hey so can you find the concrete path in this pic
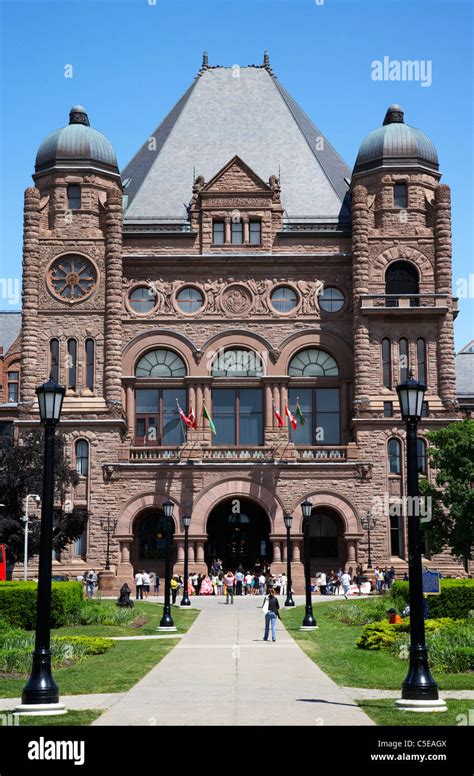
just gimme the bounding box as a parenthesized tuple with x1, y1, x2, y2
(93, 597, 374, 726)
(342, 688, 474, 700)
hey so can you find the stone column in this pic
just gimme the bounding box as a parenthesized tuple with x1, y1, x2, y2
(351, 185, 372, 407)
(272, 385, 280, 426)
(435, 185, 457, 408)
(265, 383, 273, 427)
(196, 384, 203, 424)
(20, 188, 41, 404)
(292, 539, 301, 562)
(280, 384, 288, 417)
(188, 542, 196, 563)
(243, 216, 249, 244)
(104, 190, 123, 408)
(188, 383, 196, 416)
(117, 537, 133, 577)
(177, 540, 185, 562)
(196, 540, 205, 562)
(126, 384, 134, 436)
(225, 217, 231, 244)
(272, 540, 281, 562)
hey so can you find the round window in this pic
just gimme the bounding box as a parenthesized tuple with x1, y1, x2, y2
(319, 287, 344, 313)
(48, 256, 97, 303)
(270, 286, 298, 313)
(176, 287, 204, 314)
(129, 286, 157, 314)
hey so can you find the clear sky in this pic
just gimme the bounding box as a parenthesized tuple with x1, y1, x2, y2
(1, 0, 472, 348)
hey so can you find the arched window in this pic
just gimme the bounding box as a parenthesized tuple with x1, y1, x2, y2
(50, 339, 59, 382)
(75, 439, 89, 477)
(135, 349, 186, 378)
(382, 338, 391, 388)
(212, 348, 264, 377)
(417, 338, 426, 385)
(417, 438, 427, 475)
(399, 338, 409, 382)
(385, 261, 420, 307)
(67, 339, 77, 389)
(388, 438, 401, 474)
(85, 339, 95, 391)
(288, 349, 339, 377)
(309, 511, 339, 558)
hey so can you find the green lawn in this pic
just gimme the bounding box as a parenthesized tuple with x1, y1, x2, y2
(17, 710, 102, 726)
(358, 699, 472, 726)
(0, 603, 199, 699)
(280, 604, 474, 691)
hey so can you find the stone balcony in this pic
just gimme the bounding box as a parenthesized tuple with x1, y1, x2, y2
(360, 293, 456, 315)
(127, 444, 350, 464)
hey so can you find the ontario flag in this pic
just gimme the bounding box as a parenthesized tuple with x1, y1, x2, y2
(273, 401, 284, 428)
(285, 405, 297, 431)
(177, 400, 193, 429)
(295, 398, 305, 426)
(188, 405, 197, 429)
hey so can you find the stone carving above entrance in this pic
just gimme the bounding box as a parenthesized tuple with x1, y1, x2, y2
(221, 284, 253, 316)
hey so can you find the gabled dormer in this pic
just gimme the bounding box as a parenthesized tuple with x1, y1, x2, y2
(189, 155, 283, 252)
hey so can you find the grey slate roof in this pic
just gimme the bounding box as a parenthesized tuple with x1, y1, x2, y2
(0, 312, 21, 354)
(122, 66, 351, 224)
(456, 340, 474, 400)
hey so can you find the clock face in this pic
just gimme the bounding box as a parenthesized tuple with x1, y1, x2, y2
(48, 256, 97, 303)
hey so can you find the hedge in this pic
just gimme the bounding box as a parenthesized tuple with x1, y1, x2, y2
(392, 579, 474, 619)
(0, 581, 83, 629)
(357, 617, 458, 651)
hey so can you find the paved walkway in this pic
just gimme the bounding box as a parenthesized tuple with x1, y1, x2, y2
(93, 597, 374, 726)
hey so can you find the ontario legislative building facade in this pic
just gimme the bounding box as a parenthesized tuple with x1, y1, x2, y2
(0, 55, 466, 589)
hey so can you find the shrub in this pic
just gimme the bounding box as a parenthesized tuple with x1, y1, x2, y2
(392, 579, 474, 619)
(325, 598, 388, 626)
(0, 582, 83, 629)
(54, 635, 114, 655)
(0, 633, 113, 675)
(67, 601, 139, 627)
(357, 617, 458, 651)
(391, 620, 474, 673)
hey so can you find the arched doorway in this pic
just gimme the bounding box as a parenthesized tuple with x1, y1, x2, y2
(308, 508, 345, 573)
(205, 498, 272, 571)
(131, 509, 175, 575)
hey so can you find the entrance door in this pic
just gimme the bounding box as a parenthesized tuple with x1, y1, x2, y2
(205, 498, 271, 571)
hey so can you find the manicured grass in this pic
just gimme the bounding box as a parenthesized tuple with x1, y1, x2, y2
(280, 603, 474, 691)
(17, 710, 102, 726)
(357, 698, 472, 726)
(56, 601, 198, 638)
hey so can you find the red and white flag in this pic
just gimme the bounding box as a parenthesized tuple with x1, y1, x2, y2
(273, 401, 284, 428)
(285, 405, 297, 431)
(177, 401, 193, 428)
(188, 405, 197, 429)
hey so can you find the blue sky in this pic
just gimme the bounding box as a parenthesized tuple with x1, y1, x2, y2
(1, 0, 472, 348)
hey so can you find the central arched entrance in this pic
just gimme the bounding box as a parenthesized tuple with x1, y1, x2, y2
(205, 498, 272, 571)
(131, 508, 175, 575)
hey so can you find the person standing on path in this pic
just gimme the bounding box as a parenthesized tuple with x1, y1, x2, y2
(135, 569, 144, 600)
(224, 571, 235, 604)
(154, 574, 160, 595)
(142, 570, 150, 599)
(262, 589, 280, 642)
(341, 570, 351, 599)
(258, 572, 266, 595)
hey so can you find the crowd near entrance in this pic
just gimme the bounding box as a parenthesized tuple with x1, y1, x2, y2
(205, 498, 272, 572)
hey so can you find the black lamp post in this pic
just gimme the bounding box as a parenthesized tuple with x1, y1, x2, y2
(180, 514, 191, 607)
(283, 513, 294, 606)
(360, 511, 377, 569)
(158, 499, 176, 631)
(100, 516, 118, 571)
(17, 379, 66, 715)
(395, 373, 446, 712)
(300, 499, 317, 629)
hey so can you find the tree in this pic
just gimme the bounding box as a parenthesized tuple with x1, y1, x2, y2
(419, 418, 474, 571)
(0, 430, 88, 565)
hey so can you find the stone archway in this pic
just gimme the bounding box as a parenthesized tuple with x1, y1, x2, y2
(205, 497, 272, 572)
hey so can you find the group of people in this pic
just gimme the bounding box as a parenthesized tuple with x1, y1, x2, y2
(134, 570, 160, 599)
(373, 565, 398, 592)
(167, 564, 289, 603)
(312, 565, 399, 597)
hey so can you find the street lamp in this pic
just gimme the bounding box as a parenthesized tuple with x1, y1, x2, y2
(283, 513, 294, 606)
(300, 499, 317, 630)
(395, 372, 446, 712)
(100, 517, 118, 571)
(158, 499, 177, 631)
(22, 494, 41, 581)
(360, 511, 376, 570)
(16, 378, 66, 716)
(180, 514, 192, 607)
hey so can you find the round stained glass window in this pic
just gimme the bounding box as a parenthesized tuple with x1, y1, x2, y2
(319, 287, 344, 313)
(176, 287, 204, 314)
(129, 286, 158, 314)
(48, 256, 97, 303)
(270, 286, 298, 313)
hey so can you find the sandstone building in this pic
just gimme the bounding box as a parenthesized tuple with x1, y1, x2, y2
(0, 54, 467, 588)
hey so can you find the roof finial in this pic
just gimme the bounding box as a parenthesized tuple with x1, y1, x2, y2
(69, 105, 89, 126)
(202, 51, 209, 69)
(383, 104, 404, 125)
(263, 50, 270, 67)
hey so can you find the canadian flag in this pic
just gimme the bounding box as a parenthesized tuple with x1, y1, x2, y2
(273, 401, 284, 428)
(188, 405, 197, 429)
(285, 405, 297, 431)
(177, 402, 193, 428)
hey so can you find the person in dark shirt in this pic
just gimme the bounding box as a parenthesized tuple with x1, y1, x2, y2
(262, 589, 280, 642)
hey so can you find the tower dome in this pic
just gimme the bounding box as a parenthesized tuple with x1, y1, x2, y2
(34, 106, 120, 179)
(352, 105, 439, 177)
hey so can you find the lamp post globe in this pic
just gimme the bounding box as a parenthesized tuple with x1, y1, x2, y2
(181, 514, 192, 607)
(395, 373, 446, 712)
(159, 500, 177, 630)
(283, 513, 294, 606)
(16, 379, 67, 715)
(300, 500, 317, 630)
